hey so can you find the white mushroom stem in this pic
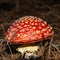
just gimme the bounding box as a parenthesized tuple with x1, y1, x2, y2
(16, 45, 39, 56)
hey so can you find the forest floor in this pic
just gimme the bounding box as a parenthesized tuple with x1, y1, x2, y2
(0, 0, 60, 60)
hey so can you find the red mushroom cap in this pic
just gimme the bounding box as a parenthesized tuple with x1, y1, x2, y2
(5, 16, 54, 44)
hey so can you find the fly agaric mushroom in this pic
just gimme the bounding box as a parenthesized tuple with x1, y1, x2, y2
(5, 16, 54, 59)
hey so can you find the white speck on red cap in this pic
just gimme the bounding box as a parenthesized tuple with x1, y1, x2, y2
(35, 23, 38, 25)
(39, 27, 42, 29)
(42, 23, 46, 26)
(24, 25, 28, 27)
(36, 30, 40, 34)
(32, 27, 36, 29)
(20, 22, 24, 25)
(18, 26, 22, 29)
(5, 16, 54, 44)
(31, 22, 34, 25)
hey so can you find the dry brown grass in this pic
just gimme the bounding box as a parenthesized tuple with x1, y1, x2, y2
(0, 36, 60, 60)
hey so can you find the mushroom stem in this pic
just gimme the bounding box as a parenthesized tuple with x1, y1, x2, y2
(16, 45, 40, 59)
